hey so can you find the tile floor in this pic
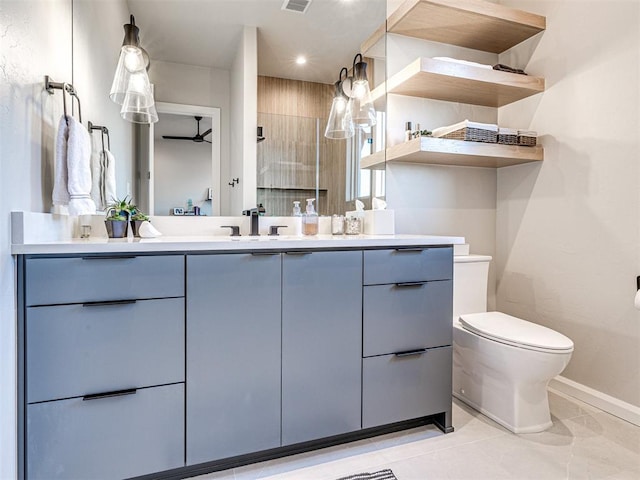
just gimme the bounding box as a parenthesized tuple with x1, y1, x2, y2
(192, 389, 640, 480)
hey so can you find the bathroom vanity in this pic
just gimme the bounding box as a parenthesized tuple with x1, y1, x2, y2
(14, 233, 461, 480)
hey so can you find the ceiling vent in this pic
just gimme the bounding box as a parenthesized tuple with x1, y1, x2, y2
(281, 0, 312, 14)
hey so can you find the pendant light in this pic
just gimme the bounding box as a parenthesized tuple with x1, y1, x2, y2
(110, 15, 157, 124)
(325, 67, 355, 139)
(348, 53, 376, 128)
(121, 82, 159, 124)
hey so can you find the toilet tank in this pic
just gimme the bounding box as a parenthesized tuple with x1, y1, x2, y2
(453, 255, 492, 319)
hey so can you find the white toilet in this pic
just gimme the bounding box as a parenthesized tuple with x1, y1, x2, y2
(452, 254, 574, 433)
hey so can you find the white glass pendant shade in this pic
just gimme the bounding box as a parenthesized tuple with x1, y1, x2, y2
(325, 68, 354, 139)
(325, 95, 354, 139)
(110, 46, 146, 105)
(350, 55, 376, 128)
(122, 100, 158, 124)
(120, 72, 157, 123)
(351, 83, 376, 128)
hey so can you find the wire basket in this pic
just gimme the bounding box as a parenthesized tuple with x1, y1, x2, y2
(517, 130, 537, 146)
(497, 128, 518, 145)
(433, 120, 498, 143)
(441, 126, 498, 143)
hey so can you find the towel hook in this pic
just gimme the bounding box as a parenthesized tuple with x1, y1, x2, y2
(88, 121, 110, 155)
(45, 76, 82, 125)
(103, 127, 111, 151)
(45, 75, 69, 125)
(65, 83, 82, 124)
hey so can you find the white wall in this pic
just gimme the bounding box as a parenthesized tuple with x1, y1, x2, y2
(496, 0, 640, 408)
(0, 1, 130, 475)
(149, 60, 231, 214)
(384, 33, 501, 308)
(229, 26, 258, 214)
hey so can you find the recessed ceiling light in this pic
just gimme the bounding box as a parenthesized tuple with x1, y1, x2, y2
(296, 56, 307, 65)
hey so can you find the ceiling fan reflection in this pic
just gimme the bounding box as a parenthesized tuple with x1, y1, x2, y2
(162, 116, 212, 143)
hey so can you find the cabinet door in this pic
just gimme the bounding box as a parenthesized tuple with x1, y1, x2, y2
(362, 346, 452, 428)
(27, 298, 184, 403)
(282, 250, 363, 445)
(27, 383, 184, 480)
(363, 280, 453, 357)
(186, 253, 281, 465)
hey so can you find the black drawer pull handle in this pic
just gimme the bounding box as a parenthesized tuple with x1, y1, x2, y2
(82, 299, 137, 307)
(394, 248, 425, 253)
(394, 282, 425, 288)
(394, 348, 427, 357)
(81, 255, 137, 260)
(285, 252, 312, 256)
(251, 252, 279, 256)
(83, 388, 137, 401)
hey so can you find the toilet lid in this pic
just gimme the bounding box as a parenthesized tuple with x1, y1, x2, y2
(459, 312, 574, 353)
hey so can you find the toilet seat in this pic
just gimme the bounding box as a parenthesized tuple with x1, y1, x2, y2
(459, 312, 574, 354)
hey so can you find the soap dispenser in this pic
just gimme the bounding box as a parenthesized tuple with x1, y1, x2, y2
(292, 201, 301, 217)
(302, 198, 318, 235)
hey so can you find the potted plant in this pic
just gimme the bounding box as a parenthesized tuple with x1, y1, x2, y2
(129, 204, 150, 237)
(104, 196, 132, 238)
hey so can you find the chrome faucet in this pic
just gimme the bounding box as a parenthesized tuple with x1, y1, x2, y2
(242, 204, 265, 236)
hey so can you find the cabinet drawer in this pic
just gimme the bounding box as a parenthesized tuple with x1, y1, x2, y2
(25, 255, 184, 306)
(362, 346, 452, 429)
(363, 280, 452, 357)
(27, 383, 184, 480)
(363, 247, 452, 285)
(27, 297, 184, 403)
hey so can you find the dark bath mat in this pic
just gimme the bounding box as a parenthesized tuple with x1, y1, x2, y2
(336, 469, 398, 480)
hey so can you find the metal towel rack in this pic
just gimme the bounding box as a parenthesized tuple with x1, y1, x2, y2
(88, 121, 111, 154)
(45, 75, 82, 125)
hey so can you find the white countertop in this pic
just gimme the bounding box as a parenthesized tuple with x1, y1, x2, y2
(10, 211, 465, 255)
(12, 234, 465, 255)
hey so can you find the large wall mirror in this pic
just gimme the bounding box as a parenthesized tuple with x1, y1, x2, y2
(141, 103, 221, 216)
(72, 0, 386, 217)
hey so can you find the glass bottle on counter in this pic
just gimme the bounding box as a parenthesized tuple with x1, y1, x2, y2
(292, 201, 301, 216)
(302, 198, 318, 235)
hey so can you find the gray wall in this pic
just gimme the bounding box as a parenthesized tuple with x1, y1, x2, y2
(496, 0, 640, 408)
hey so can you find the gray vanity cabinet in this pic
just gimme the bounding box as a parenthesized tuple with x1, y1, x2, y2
(281, 250, 363, 445)
(22, 254, 185, 480)
(186, 253, 282, 464)
(18, 243, 454, 479)
(361, 247, 453, 430)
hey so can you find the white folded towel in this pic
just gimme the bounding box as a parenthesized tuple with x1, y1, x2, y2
(433, 57, 493, 70)
(52, 116, 70, 207)
(66, 116, 96, 215)
(90, 145, 117, 211)
(90, 146, 103, 209)
(103, 149, 117, 207)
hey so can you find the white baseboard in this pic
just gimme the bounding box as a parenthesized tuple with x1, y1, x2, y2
(549, 375, 640, 426)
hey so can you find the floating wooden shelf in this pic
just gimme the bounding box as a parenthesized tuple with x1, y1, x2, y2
(360, 150, 387, 170)
(362, 137, 543, 169)
(387, 0, 545, 54)
(378, 57, 544, 107)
